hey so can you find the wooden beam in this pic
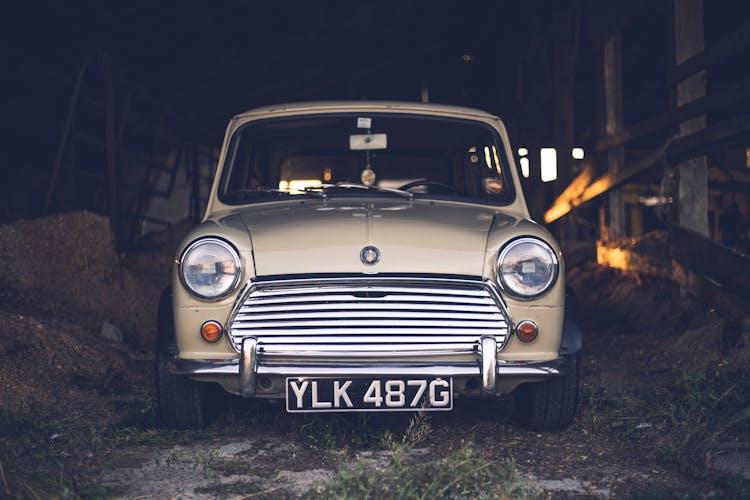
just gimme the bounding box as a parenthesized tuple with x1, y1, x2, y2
(666, 114, 750, 164)
(602, 33, 625, 239)
(102, 52, 121, 251)
(668, 226, 750, 298)
(597, 239, 749, 318)
(667, 18, 750, 86)
(44, 60, 90, 213)
(543, 162, 596, 223)
(544, 109, 742, 224)
(674, 0, 709, 237)
(594, 76, 750, 152)
(543, 148, 665, 223)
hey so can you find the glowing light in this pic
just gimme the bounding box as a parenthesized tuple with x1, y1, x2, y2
(596, 244, 629, 270)
(483, 146, 493, 169)
(639, 196, 673, 207)
(517, 147, 528, 157)
(572, 147, 585, 160)
(279, 179, 322, 191)
(540, 148, 557, 182)
(491, 146, 502, 175)
(520, 157, 530, 178)
(323, 167, 332, 182)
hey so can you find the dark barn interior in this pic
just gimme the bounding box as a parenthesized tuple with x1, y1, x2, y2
(1, 1, 749, 497)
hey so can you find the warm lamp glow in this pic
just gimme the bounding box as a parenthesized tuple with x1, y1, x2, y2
(540, 148, 557, 182)
(279, 179, 322, 191)
(520, 157, 530, 178)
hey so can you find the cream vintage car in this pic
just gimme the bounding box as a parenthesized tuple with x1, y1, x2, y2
(156, 101, 581, 430)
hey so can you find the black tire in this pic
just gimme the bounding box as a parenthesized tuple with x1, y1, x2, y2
(155, 287, 215, 429)
(156, 350, 211, 429)
(513, 352, 580, 431)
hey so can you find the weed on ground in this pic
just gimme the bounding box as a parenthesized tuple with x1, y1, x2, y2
(309, 442, 541, 500)
(655, 366, 750, 481)
(308, 412, 541, 499)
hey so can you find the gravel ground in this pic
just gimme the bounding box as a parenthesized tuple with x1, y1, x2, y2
(0, 212, 748, 498)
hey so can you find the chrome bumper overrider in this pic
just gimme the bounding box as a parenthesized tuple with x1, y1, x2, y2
(170, 336, 567, 397)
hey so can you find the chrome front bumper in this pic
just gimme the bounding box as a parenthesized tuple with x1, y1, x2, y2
(170, 336, 567, 397)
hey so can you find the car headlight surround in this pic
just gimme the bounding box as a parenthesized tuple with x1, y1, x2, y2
(496, 237, 559, 299)
(179, 238, 242, 300)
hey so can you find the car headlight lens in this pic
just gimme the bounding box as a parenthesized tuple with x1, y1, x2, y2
(180, 238, 241, 300)
(496, 237, 558, 299)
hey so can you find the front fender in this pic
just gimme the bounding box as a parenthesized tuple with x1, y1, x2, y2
(560, 290, 582, 355)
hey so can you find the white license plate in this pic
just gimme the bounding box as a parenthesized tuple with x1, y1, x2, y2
(285, 377, 453, 413)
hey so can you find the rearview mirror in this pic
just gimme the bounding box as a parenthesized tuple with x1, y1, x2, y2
(349, 133, 388, 150)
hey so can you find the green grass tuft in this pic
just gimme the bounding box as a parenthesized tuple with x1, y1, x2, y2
(308, 442, 540, 499)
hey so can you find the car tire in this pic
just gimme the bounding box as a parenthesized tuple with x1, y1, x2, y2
(156, 350, 213, 429)
(155, 287, 216, 429)
(513, 352, 580, 431)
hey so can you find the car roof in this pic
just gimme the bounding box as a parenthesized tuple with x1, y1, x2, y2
(232, 101, 501, 122)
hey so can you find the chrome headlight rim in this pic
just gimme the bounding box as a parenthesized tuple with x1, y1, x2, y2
(179, 237, 242, 301)
(495, 236, 559, 300)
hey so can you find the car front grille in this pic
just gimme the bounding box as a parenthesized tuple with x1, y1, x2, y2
(227, 277, 510, 359)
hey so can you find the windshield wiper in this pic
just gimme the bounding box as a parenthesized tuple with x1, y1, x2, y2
(310, 183, 413, 200)
(228, 188, 327, 200)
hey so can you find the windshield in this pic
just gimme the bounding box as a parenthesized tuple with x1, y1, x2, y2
(218, 113, 515, 205)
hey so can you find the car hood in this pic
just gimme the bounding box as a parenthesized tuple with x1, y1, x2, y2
(209, 198, 522, 278)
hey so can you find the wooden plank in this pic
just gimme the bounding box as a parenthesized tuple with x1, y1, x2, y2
(69, 129, 105, 148)
(666, 114, 750, 164)
(603, 33, 625, 239)
(101, 52, 121, 251)
(674, 0, 708, 237)
(667, 19, 750, 86)
(596, 231, 750, 318)
(544, 148, 664, 223)
(543, 162, 596, 223)
(44, 60, 89, 213)
(667, 227, 750, 298)
(595, 76, 750, 152)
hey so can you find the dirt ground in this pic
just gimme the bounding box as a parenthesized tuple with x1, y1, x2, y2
(0, 212, 748, 499)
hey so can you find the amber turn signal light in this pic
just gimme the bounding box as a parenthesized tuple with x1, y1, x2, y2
(516, 320, 538, 343)
(201, 320, 223, 343)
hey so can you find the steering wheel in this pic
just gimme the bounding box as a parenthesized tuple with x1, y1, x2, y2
(398, 180, 460, 193)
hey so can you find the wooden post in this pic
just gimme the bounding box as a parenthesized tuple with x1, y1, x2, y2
(101, 53, 121, 251)
(45, 61, 89, 213)
(674, 0, 709, 237)
(602, 33, 625, 240)
(629, 205, 645, 237)
(552, 8, 579, 243)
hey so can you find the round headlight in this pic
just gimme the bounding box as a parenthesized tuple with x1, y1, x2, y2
(179, 238, 242, 300)
(496, 237, 558, 299)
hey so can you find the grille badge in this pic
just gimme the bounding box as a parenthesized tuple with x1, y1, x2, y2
(360, 246, 381, 265)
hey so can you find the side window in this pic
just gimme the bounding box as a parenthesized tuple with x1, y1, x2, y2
(223, 133, 272, 199)
(222, 135, 249, 196)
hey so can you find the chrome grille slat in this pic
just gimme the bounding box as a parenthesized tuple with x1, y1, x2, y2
(227, 278, 510, 356)
(235, 311, 504, 321)
(236, 319, 503, 328)
(241, 294, 495, 306)
(254, 335, 504, 344)
(239, 302, 496, 313)
(249, 286, 489, 298)
(259, 344, 475, 357)
(230, 327, 502, 336)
